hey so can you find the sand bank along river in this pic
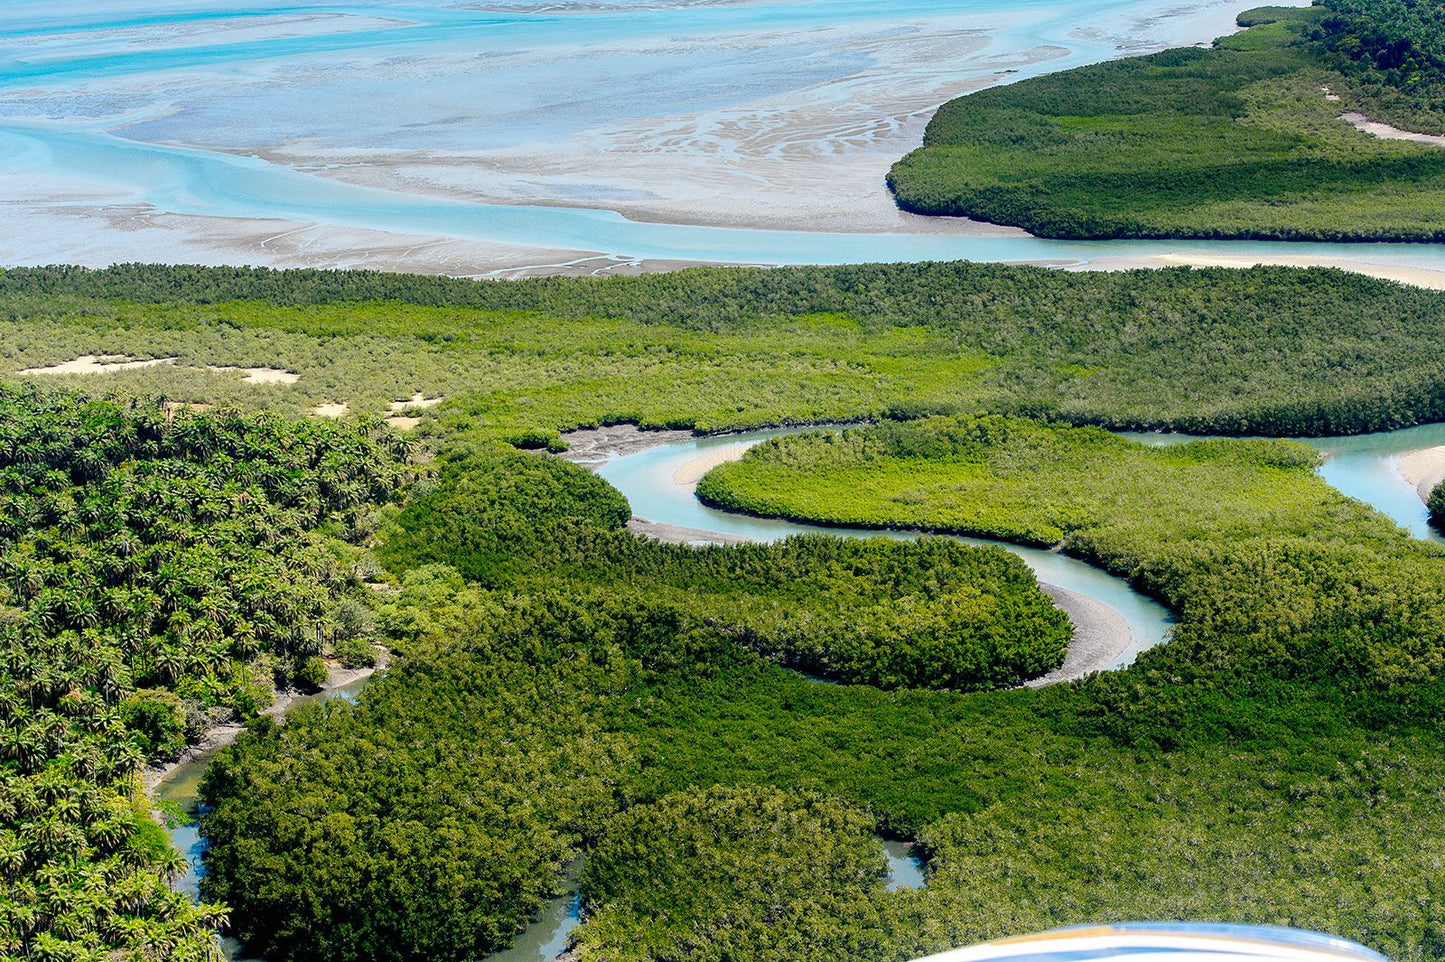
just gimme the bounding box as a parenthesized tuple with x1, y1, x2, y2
(9, 0, 1445, 283)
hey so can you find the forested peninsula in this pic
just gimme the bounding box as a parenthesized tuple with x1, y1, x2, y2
(888, 2, 1445, 240)
(3, 263, 1445, 962)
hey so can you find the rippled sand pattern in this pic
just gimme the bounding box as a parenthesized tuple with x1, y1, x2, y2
(0, 0, 1364, 275)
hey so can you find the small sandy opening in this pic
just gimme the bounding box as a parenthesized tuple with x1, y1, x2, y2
(312, 402, 350, 418)
(208, 365, 300, 384)
(388, 392, 444, 413)
(17, 354, 177, 375)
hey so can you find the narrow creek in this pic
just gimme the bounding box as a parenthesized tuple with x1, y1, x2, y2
(152, 420, 1445, 960)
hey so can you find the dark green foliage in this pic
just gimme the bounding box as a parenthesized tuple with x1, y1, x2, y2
(198, 605, 632, 962)
(576, 786, 897, 962)
(0, 383, 411, 961)
(382, 451, 1068, 691)
(119, 689, 187, 758)
(1311, 0, 1445, 131)
(888, 8, 1445, 239)
(377, 451, 631, 587)
(1430, 478, 1445, 529)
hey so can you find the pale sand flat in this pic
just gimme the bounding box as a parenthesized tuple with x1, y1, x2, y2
(312, 402, 349, 418)
(388, 391, 444, 412)
(1398, 446, 1445, 501)
(1025, 584, 1134, 687)
(207, 365, 300, 384)
(1097, 253, 1445, 291)
(1341, 112, 1445, 147)
(17, 354, 177, 375)
(672, 441, 761, 486)
(386, 416, 422, 431)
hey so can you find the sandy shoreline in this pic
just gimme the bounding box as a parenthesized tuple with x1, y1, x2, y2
(557, 423, 1135, 686)
(1083, 252, 1445, 290)
(1025, 585, 1134, 687)
(144, 654, 388, 791)
(1397, 446, 1445, 502)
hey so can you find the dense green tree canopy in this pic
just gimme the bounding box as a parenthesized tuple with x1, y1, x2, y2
(888, 5, 1445, 239)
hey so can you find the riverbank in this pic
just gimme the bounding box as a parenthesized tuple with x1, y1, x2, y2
(144, 653, 388, 791)
(1398, 445, 1445, 501)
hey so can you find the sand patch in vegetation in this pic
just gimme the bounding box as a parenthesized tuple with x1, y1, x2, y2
(672, 442, 760, 487)
(386, 416, 422, 431)
(1340, 112, 1445, 147)
(207, 365, 300, 384)
(389, 391, 444, 412)
(17, 354, 177, 375)
(313, 402, 350, 418)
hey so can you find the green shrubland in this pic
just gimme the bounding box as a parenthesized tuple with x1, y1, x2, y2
(7, 263, 1445, 437)
(888, 4, 1445, 239)
(701, 416, 1445, 686)
(9, 265, 1445, 961)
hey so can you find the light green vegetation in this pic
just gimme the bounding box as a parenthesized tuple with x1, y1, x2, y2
(888, 5, 1445, 240)
(700, 415, 1445, 684)
(7, 263, 1445, 437)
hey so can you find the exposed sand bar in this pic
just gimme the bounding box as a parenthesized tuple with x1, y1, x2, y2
(672, 442, 760, 486)
(1025, 585, 1134, 687)
(17, 354, 177, 375)
(1398, 446, 1445, 502)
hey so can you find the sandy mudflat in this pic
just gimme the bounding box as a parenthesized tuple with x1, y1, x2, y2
(1398, 446, 1445, 501)
(312, 401, 350, 418)
(672, 442, 760, 486)
(1341, 112, 1445, 147)
(1088, 252, 1445, 290)
(556, 423, 702, 469)
(144, 655, 387, 791)
(626, 517, 755, 546)
(389, 392, 445, 412)
(1025, 584, 1134, 687)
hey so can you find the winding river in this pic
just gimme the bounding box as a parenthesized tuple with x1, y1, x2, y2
(153, 420, 1445, 960)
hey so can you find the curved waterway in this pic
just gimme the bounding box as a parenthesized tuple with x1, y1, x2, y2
(598, 428, 1177, 668)
(152, 420, 1445, 960)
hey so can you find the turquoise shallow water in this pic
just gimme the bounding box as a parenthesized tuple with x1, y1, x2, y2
(9, 0, 1445, 272)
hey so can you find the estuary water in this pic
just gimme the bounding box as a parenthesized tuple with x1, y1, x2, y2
(8, 0, 1445, 278)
